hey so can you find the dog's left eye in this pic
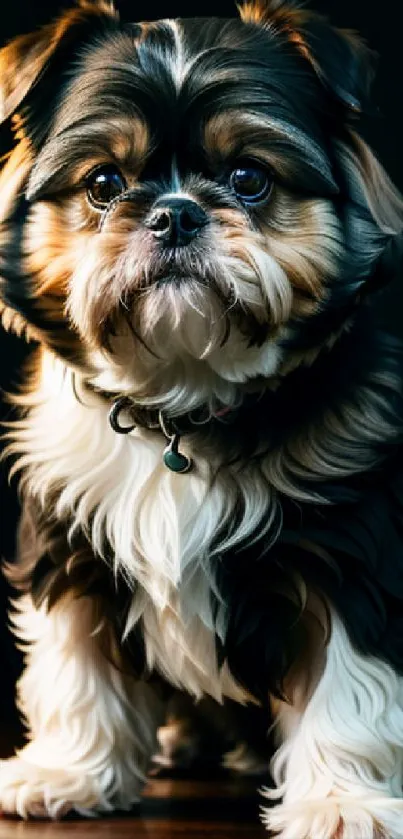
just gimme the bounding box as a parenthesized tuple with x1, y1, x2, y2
(86, 165, 127, 208)
(230, 162, 273, 205)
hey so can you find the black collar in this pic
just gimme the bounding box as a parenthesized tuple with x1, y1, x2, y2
(107, 395, 237, 437)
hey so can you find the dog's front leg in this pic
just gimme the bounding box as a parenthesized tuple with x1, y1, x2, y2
(262, 612, 403, 839)
(0, 594, 163, 819)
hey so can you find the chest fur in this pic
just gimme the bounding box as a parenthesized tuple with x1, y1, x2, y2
(10, 359, 263, 701)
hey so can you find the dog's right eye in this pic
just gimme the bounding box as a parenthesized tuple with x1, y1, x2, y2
(86, 165, 127, 209)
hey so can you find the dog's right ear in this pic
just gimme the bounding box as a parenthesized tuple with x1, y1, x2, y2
(0, 0, 117, 350)
(0, 1, 117, 125)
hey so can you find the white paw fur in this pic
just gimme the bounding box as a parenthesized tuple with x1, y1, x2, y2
(262, 795, 402, 839)
(0, 595, 163, 819)
(0, 755, 138, 818)
(262, 613, 403, 839)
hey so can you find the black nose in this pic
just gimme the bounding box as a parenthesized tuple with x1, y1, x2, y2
(145, 197, 208, 246)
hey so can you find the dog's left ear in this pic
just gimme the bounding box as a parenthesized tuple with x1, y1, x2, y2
(240, 0, 376, 115)
(0, 0, 117, 125)
(241, 1, 403, 295)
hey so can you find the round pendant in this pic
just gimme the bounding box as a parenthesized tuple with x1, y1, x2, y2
(163, 437, 193, 473)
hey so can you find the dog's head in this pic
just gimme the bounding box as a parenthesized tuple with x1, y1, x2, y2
(0, 0, 402, 414)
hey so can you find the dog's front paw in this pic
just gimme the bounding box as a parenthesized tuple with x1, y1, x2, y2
(0, 756, 124, 819)
(261, 796, 403, 839)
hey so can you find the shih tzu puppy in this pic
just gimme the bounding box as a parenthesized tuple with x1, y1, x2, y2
(1, 0, 403, 834)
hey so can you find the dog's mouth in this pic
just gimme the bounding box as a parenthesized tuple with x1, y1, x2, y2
(150, 265, 210, 289)
(94, 233, 281, 377)
(133, 245, 219, 291)
(117, 247, 237, 329)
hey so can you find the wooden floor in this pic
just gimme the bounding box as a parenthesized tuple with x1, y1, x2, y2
(0, 731, 267, 838)
(0, 775, 266, 838)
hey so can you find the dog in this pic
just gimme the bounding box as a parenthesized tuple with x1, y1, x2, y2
(0, 0, 403, 834)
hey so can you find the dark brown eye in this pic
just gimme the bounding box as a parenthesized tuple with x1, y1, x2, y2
(86, 165, 127, 208)
(230, 162, 273, 205)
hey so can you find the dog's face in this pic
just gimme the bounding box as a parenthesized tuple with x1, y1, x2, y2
(0, 0, 400, 413)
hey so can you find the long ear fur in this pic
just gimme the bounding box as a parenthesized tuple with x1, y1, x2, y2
(0, 0, 117, 125)
(0, 1, 116, 352)
(240, 0, 376, 115)
(240, 0, 403, 295)
(334, 132, 403, 295)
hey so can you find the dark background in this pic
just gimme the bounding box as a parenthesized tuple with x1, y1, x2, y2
(0, 0, 402, 727)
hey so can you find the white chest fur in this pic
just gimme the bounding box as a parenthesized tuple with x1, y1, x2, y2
(9, 353, 262, 702)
